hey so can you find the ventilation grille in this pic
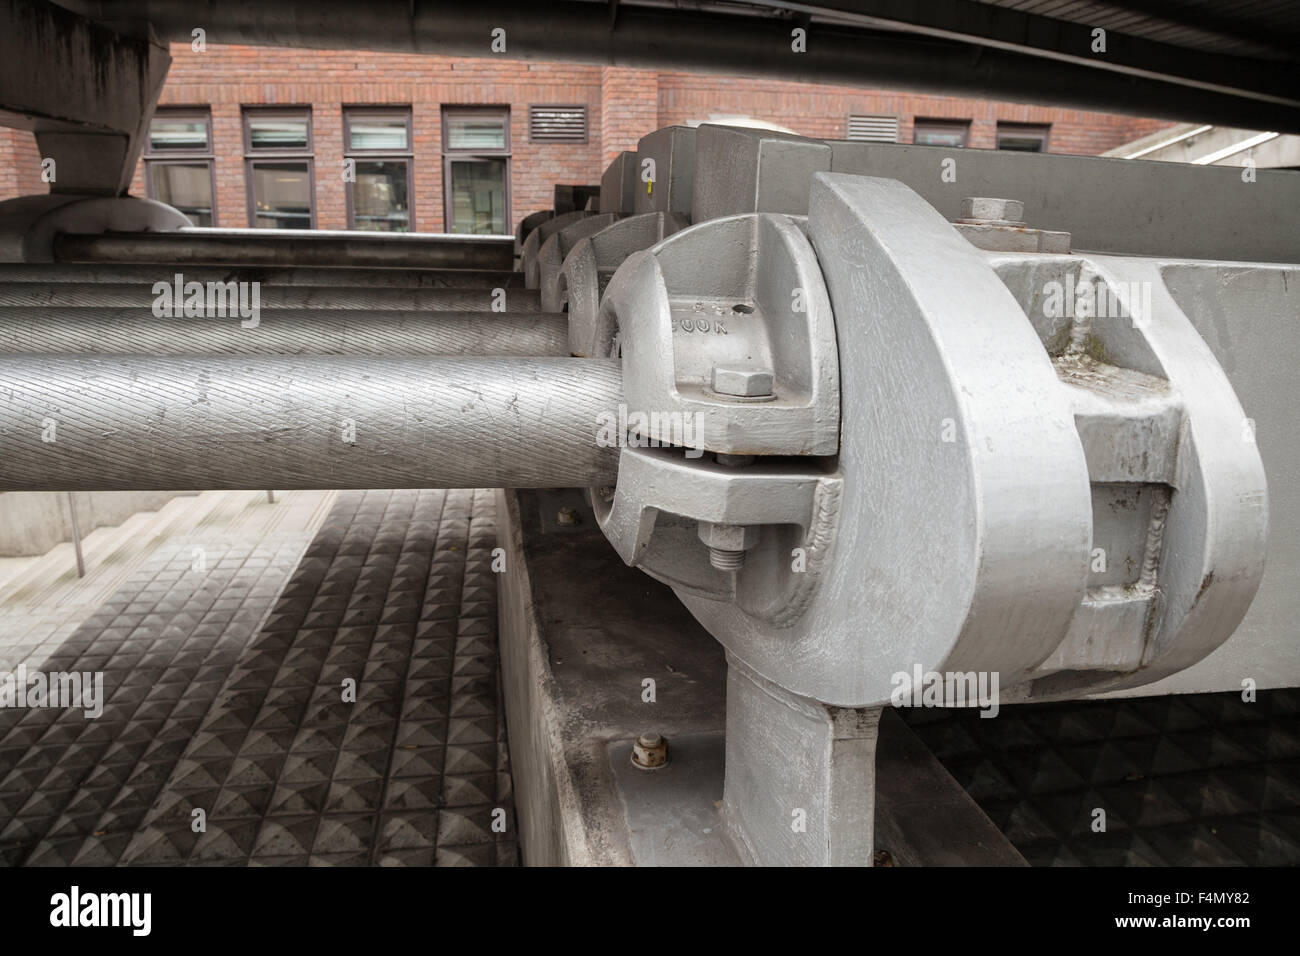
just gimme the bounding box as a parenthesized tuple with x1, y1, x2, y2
(530, 106, 587, 143)
(847, 114, 899, 142)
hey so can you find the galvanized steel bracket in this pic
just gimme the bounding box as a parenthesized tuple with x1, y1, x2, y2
(597, 212, 840, 456)
(561, 211, 688, 358)
(537, 212, 623, 314)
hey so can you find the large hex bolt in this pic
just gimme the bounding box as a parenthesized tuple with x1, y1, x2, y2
(958, 197, 1025, 225)
(711, 365, 774, 399)
(953, 196, 1070, 253)
(698, 520, 760, 571)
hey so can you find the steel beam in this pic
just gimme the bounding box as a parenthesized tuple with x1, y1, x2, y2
(53, 230, 516, 271)
(0, 355, 621, 491)
(0, 309, 569, 356)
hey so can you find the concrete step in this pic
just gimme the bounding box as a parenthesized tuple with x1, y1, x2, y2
(0, 492, 224, 608)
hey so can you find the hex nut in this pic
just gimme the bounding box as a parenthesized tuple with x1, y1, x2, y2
(697, 521, 760, 552)
(711, 365, 774, 398)
(959, 197, 1025, 224)
(557, 506, 579, 526)
(632, 732, 669, 770)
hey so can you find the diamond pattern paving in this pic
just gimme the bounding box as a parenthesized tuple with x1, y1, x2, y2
(901, 689, 1300, 865)
(0, 489, 516, 866)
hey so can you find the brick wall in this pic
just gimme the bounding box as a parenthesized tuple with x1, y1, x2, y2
(0, 128, 45, 198)
(600, 66, 659, 167)
(128, 44, 607, 230)
(8, 43, 1177, 228)
(655, 74, 1170, 152)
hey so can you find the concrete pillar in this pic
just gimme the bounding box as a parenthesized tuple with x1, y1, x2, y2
(0, 0, 170, 196)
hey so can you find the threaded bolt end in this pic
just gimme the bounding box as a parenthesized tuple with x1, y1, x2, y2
(709, 546, 746, 571)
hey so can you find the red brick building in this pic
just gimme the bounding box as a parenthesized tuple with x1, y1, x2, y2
(0, 43, 1175, 233)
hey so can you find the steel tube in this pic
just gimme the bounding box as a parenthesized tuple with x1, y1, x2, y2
(0, 355, 621, 491)
(0, 264, 524, 288)
(53, 230, 516, 270)
(0, 282, 541, 312)
(0, 309, 569, 356)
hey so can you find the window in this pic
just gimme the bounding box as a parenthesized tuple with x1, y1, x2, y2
(913, 119, 970, 148)
(846, 114, 899, 143)
(443, 108, 510, 235)
(144, 108, 216, 226)
(997, 122, 1050, 152)
(529, 105, 587, 143)
(344, 108, 414, 231)
(243, 107, 314, 229)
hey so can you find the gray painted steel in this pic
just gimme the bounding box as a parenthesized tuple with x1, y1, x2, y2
(0, 355, 621, 491)
(0, 308, 569, 356)
(829, 142, 1300, 263)
(1102, 260, 1300, 698)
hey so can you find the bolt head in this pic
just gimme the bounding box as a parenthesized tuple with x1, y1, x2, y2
(711, 365, 774, 398)
(556, 506, 579, 526)
(960, 197, 1025, 224)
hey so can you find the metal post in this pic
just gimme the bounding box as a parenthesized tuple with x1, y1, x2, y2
(64, 491, 85, 578)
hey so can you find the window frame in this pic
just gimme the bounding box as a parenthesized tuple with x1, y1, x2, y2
(245, 158, 317, 230)
(912, 118, 971, 148)
(145, 160, 219, 227)
(441, 106, 512, 235)
(343, 107, 415, 232)
(996, 122, 1051, 152)
(242, 107, 316, 229)
(242, 107, 314, 155)
(144, 107, 217, 226)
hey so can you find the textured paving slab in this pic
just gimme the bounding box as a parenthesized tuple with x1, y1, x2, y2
(0, 489, 516, 867)
(902, 689, 1300, 865)
(0, 532, 315, 866)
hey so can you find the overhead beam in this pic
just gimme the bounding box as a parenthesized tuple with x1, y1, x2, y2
(1, 0, 170, 194)
(50, 0, 1300, 133)
(749, 1, 1297, 108)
